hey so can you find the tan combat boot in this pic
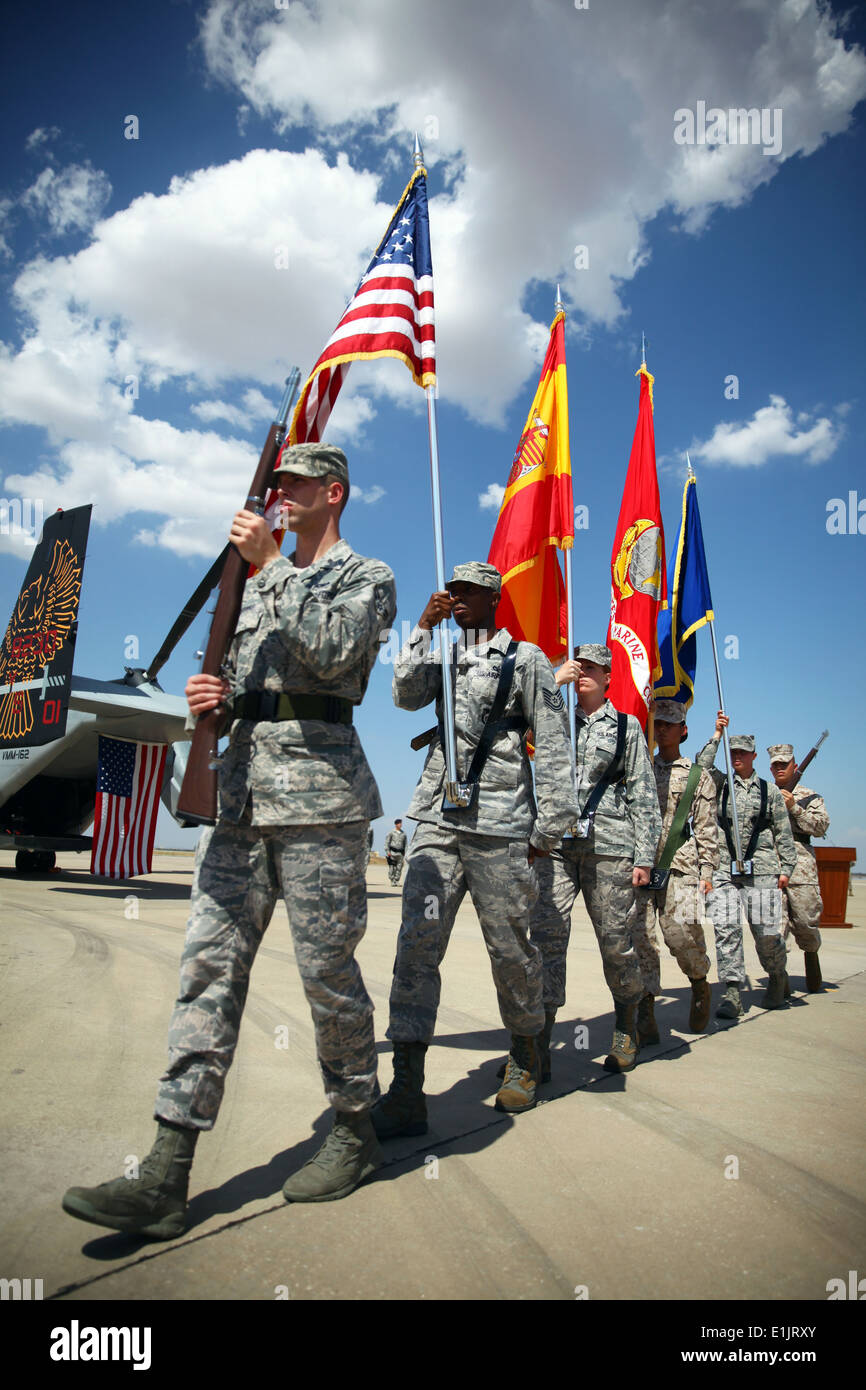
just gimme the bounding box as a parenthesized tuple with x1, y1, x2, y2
(804, 951, 822, 993)
(495, 1035, 540, 1113)
(603, 1000, 639, 1073)
(62, 1121, 198, 1240)
(496, 1009, 556, 1083)
(688, 977, 712, 1032)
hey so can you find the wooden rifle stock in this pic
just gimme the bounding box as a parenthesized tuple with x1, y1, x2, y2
(791, 730, 828, 790)
(176, 372, 301, 825)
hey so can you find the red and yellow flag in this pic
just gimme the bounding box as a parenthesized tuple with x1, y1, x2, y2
(606, 363, 667, 728)
(487, 311, 573, 661)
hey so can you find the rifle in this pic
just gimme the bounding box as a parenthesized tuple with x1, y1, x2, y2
(176, 370, 301, 826)
(791, 729, 829, 790)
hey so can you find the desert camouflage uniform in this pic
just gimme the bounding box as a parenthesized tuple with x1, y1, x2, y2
(156, 539, 396, 1127)
(780, 784, 827, 951)
(632, 755, 719, 996)
(696, 736, 798, 984)
(530, 699, 662, 1007)
(384, 826, 408, 885)
(387, 623, 577, 1043)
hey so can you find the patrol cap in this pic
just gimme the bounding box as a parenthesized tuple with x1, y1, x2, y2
(446, 561, 501, 594)
(767, 743, 794, 763)
(653, 698, 687, 725)
(273, 442, 349, 487)
(574, 643, 612, 669)
(730, 734, 756, 752)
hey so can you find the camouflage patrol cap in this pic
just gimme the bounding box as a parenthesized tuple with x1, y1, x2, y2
(653, 698, 687, 724)
(767, 743, 794, 764)
(273, 442, 349, 486)
(729, 734, 756, 752)
(447, 562, 501, 594)
(574, 643, 612, 669)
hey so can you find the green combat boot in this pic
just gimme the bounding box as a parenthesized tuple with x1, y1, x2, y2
(762, 971, 789, 1009)
(602, 1000, 639, 1073)
(688, 977, 712, 1032)
(636, 993, 660, 1046)
(61, 1121, 197, 1240)
(715, 983, 743, 1020)
(495, 1035, 539, 1113)
(371, 1041, 428, 1139)
(496, 1010, 556, 1083)
(804, 951, 822, 993)
(282, 1110, 383, 1203)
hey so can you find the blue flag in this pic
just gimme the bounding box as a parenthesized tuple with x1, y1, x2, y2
(655, 475, 714, 707)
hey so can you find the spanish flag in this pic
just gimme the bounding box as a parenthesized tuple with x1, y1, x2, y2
(487, 311, 573, 661)
(606, 362, 667, 728)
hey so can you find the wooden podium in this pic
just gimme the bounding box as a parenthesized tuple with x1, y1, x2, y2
(815, 847, 857, 928)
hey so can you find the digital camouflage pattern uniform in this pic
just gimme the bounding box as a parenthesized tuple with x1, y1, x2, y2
(697, 734, 798, 984)
(531, 690, 662, 1007)
(632, 750, 719, 996)
(156, 537, 396, 1127)
(388, 593, 577, 1044)
(384, 825, 408, 885)
(768, 743, 827, 952)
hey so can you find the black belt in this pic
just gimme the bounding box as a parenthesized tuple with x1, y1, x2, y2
(232, 691, 354, 725)
(793, 832, 812, 845)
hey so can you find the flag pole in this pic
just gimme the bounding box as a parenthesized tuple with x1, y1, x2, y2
(689, 454, 744, 868)
(556, 283, 577, 757)
(416, 134, 461, 802)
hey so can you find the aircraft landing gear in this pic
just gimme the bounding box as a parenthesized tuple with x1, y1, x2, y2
(15, 850, 56, 873)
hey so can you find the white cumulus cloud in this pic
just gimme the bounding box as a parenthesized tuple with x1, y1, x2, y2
(479, 483, 505, 512)
(22, 163, 112, 236)
(691, 394, 841, 468)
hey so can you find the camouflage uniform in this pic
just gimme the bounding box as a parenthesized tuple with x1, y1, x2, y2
(768, 744, 827, 952)
(156, 536, 396, 1127)
(531, 688, 662, 1007)
(697, 735, 798, 984)
(384, 826, 408, 885)
(366, 824, 374, 867)
(387, 569, 577, 1044)
(632, 750, 719, 996)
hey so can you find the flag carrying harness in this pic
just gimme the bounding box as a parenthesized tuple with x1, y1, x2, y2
(573, 712, 628, 838)
(646, 762, 703, 891)
(721, 777, 771, 875)
(440, 640, 526, 812)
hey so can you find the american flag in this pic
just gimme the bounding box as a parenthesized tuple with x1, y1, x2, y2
(287, 165, 436, 446)
(90, 736, 167, 880)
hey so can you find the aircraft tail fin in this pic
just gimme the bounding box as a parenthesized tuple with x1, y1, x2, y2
(0, 505, 92, 752)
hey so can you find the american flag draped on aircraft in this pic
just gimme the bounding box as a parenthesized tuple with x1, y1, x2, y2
(90, 736, 167, 880)
(287, 165, 436, 446)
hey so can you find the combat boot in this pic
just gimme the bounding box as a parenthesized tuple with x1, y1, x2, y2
(494, 1034, 539, 1113)
(603, 999, 639, 1073)
(371, 1041, 428, 1139)
(636, 993, 660, 1045)
(804, 950, 822, 993)
(496, 1009, 556, 1083)
(688, 977, 712, 1032)
(61, 1121, 197, 1240)
(282, 1109, 383, 1203)
(762, 970, 789, 1009)
(715, 983, 743, 1020)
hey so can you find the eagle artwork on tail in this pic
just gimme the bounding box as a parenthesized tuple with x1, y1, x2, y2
(0, 538, 82, 742)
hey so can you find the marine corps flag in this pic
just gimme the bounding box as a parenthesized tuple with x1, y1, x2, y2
(655, 471, 714, 709)
(606, 363, 666, 728)
(487, 310, 573, 661)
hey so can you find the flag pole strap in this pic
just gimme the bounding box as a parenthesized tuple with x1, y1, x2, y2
(708, 618, 744, 868)
(424, 384, 461, 798)
(564, 548, 576, 755)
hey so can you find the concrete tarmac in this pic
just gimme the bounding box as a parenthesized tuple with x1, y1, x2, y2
(1, 848, 864, 1303)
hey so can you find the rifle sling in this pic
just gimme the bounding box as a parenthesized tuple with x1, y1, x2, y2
(656, 763, 702, 872)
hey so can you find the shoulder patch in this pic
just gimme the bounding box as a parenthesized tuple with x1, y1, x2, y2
(542, 687, 565, 712)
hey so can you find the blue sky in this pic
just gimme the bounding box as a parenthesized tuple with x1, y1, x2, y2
(1, 0, 864, 859)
